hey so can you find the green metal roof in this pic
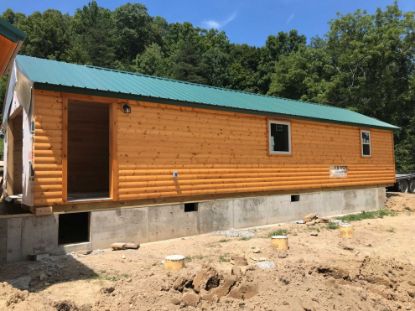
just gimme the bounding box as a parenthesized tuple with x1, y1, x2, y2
(16, 55, 397, 130)
(0, 19, 26, 42)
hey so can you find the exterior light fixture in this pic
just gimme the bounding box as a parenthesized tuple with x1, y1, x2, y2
(122, 103, 131, 114)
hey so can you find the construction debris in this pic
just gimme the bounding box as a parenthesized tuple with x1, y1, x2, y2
(219, 229, 256, 239)
(303, 213, 318, 223)
(111, 243, 140, 251)
(302, 213, 330, 225)
(255, 260, 276, 270)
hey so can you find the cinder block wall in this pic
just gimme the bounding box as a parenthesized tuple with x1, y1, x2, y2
(0, 187, 386, 262)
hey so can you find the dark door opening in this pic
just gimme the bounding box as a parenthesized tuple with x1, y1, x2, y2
(67, 102, 109, 201)
(58, 212, 90, 244)
(6, 111, 23, 195)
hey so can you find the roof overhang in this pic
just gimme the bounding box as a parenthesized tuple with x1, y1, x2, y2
(33, 82, 400, 131)
(0, 18, 26, 76)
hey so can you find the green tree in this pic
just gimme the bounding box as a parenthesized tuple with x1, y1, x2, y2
(268, 3, 415, 171)
(67, 1, 116, 67)
(200, 30, 231, 87)
(17, 10, 71, 60)
(258, 30, 306, 93)
(0, 77, 7, 109)
(1, 2, 414, 171)
(167, 23, 206, 84)
(2, 8, 26, 26)
(134, 43, 168, 76)
(226, 44, 261, 92)
(268, 44, 335, 103)
(113, 3, 153, 63)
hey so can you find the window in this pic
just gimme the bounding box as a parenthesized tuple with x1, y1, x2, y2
(361, 130, 371, 157)
(269, 120, 291, 154)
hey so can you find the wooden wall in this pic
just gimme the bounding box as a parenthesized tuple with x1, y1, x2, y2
(32, 90, 396, 207)
(33, 92, 63, 206)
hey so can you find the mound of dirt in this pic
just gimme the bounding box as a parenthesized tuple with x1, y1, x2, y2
(385, 193, 415, 212)
(170, 265, 258, 307)
(53, 300, 80, 311)
(0, 282, 29, 308)
(312, 256, 415, 309)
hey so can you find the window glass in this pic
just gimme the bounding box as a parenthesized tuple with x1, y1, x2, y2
(361, 131, 371, 156)
(362, 132, 370, 144)
(362, 143, 371, 156)
(270, 122, 290, 153)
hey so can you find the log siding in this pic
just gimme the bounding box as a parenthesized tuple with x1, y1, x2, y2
(32, 90, 395, 207)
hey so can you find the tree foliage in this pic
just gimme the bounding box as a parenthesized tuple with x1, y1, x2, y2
(1, 1, 414, 171)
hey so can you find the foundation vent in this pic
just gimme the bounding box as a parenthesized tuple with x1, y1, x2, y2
(291, 195, 300, 202)
(184, 203, 198, 212)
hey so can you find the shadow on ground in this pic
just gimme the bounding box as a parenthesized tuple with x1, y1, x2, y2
(0, 254, 98, 292)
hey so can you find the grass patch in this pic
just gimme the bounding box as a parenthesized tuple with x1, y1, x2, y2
(218, 239, 230, 243)
(268, 229, 288, 237)
(307, 226, 320, 232)
(185, 255, 204, 261)
(219, 253, 230, 263)
(337, 209, 396, 223)
(386, 227, 396, 233)
(94, 272, 129, 281)
(239, 236, 251, 241)
(326, 222, 339, 230)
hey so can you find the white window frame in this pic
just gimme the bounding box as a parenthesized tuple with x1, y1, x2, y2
(360, 130, 372, 157)
(268, 120, 291, 155)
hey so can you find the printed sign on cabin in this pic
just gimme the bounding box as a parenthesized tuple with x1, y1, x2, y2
(330, 165, 348, 178)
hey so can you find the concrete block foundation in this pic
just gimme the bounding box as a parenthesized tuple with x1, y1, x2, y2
(0, 186, 386, 262)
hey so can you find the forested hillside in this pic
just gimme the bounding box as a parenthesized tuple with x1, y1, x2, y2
(1, 1, 414, 171)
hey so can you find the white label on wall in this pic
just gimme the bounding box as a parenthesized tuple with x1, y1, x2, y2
(330, 166, 348, 178)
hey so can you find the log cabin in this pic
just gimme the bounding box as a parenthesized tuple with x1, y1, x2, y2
(1, 53, 398, 258)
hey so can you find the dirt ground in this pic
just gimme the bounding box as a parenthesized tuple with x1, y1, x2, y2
(1, 192, 415, 311)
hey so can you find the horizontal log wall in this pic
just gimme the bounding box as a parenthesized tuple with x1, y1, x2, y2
(33, 92, 64, 206)
(32, 90, 395, 207)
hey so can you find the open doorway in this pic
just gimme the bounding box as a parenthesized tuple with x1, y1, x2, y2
(6, 110, 23, 196)
(67, 101, 109, 201)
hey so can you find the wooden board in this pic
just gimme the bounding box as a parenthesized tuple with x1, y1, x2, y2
(0, 36, 17, 75)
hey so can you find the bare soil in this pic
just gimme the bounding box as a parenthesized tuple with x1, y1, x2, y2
(1, 192, 415, 311)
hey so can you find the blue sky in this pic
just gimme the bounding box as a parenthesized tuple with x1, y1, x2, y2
(1, 0, 414, 46)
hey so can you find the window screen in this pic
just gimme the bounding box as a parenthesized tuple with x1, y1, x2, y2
(361, 131, 371, 156)
(269, 121, 291, 153)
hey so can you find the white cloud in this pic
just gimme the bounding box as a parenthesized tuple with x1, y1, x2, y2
(202, 12, 237, 30)
(203, 20, 222, 29)
(286, 13, 295, 25)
